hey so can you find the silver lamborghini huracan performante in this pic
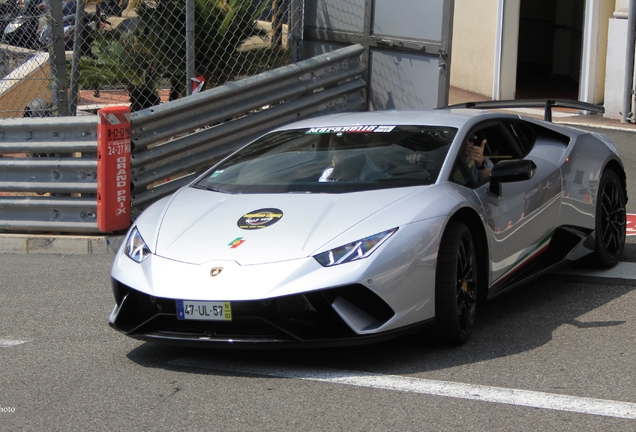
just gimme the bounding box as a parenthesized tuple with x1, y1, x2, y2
(109, 102, 627, 348)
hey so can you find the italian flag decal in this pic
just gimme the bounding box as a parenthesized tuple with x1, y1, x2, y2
(495, 233, 553, 284)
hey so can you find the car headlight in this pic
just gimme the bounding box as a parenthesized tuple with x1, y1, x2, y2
(314, 228, 398, 267)
(125, 227, 151, 263)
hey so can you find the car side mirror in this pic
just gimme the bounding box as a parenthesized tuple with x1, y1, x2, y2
(488, 159, 537, 197)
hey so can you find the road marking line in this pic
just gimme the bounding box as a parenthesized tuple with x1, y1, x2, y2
(0, 339, 29, 347)
(555, 261, 636, 280)
(170, 358, 636, 420)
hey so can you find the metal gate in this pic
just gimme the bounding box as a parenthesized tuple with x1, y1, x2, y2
(303, 0, 454, 110)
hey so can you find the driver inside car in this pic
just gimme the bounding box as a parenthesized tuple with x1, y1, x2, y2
(407, 133, 492, 181)
(319, 134, 388, 182)
(462, 134, 493, 181)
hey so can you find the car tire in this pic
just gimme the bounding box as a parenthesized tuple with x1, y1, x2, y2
(429, 221, 478, 345)
(585, 169, 626, 268)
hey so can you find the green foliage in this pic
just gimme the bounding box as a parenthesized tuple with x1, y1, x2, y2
(75, 0, 286, 96)
(195, 0, 269, 81)
(77, 30, 166, 89)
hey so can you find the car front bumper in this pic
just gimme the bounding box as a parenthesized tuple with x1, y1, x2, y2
(109, 278, 429, 348)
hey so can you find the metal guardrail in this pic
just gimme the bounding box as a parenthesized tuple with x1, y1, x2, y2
(0, 116, 98, 154)
(0, 117, 99, 232)
(0, 44, 367, 232)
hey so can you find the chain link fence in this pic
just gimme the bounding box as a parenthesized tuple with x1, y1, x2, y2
(0, 0, 303, 119)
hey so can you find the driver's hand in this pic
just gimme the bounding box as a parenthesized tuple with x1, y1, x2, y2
(469, 139, 486, 164)
(406, 152, 423, 164)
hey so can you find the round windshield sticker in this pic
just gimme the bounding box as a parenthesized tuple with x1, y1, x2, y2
(237, 208, 283, 230)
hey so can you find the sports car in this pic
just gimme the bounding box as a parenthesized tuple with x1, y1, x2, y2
(109, 101, 627, 348)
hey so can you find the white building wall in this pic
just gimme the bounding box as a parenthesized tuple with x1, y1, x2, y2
(603, 0, 634, 119)
(450, 0, 499, 97)
(497, 0, 520, 100)
(595, 0, 616, 103)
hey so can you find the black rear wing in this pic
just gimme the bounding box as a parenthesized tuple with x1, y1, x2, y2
(444, 99, 604, 122)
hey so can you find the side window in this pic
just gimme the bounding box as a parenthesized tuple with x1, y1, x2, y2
(450, 159, 473, 187)
(450, 124, 499, 188)
(450, 120, 532, 189)
(448, 118, 560, 190)
(525, 121, 570, 148)
(467, 122, 528, 166)
(507, 121, 537, 157)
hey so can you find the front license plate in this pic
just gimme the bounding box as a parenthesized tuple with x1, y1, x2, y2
(176, 300, 232, 321)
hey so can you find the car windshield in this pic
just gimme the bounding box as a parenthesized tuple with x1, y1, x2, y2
(193, 125, 457, 194)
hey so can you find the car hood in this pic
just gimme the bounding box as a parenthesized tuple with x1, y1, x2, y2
(153, 187, 417, 265)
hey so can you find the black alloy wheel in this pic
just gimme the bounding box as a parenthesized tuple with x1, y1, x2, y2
(594, 169, 626, 267)
(432, 221, 478, 345)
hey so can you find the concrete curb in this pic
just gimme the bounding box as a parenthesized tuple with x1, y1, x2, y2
(554, 119, 636, 132)
(0, 233, 124, 255)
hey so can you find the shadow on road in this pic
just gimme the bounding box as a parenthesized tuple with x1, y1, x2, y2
(124, 273, 636, 376)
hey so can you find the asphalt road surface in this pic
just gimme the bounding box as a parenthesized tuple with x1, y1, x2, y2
(0, 125, 635, 431)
